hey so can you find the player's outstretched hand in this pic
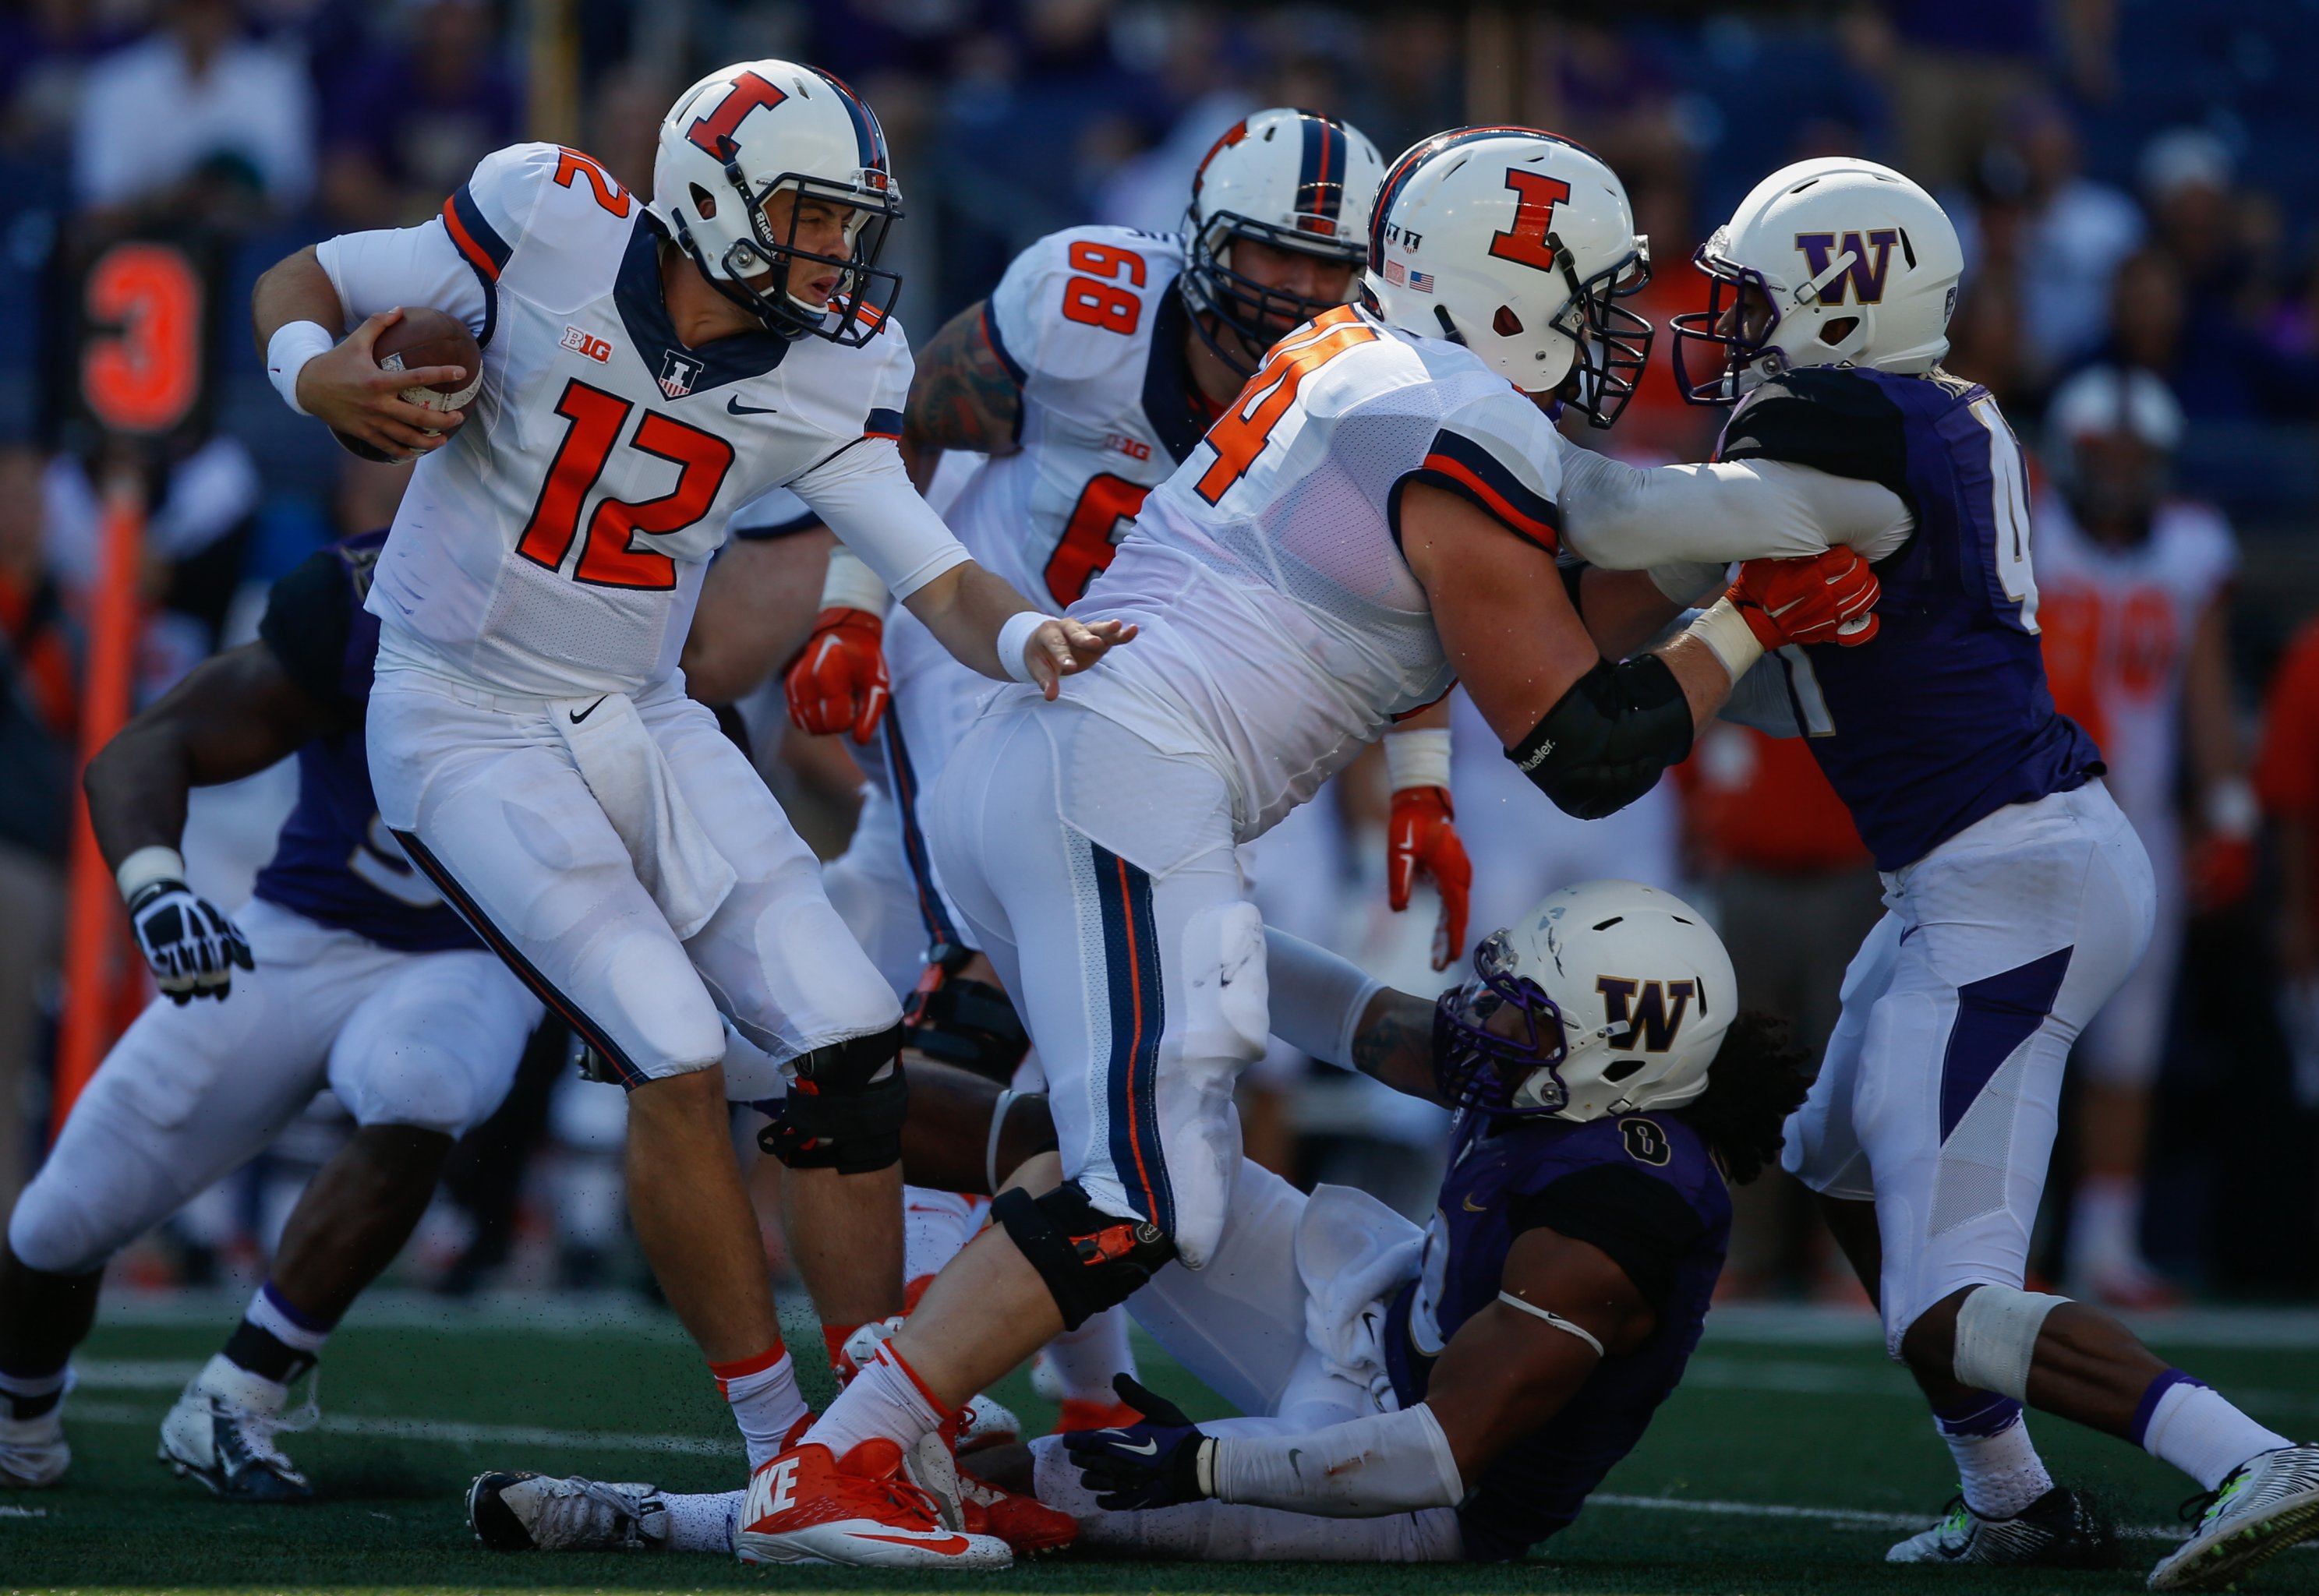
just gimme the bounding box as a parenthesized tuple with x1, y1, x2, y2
(127, 881, 253, 1005)
(297, 309, 469, 461)
(1730, 546, 1881, 649)
(1389, 786, 1472, 972)
(1022, 616, 1137, 701)
(784, 607, 889, 742)
(1063, 1375, 1211, 1511)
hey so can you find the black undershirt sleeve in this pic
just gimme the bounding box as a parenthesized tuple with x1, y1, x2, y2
(1507, 1162, 1705, 1317)
(256, 549, 359, 728)
(1716, 367, 1913, 502)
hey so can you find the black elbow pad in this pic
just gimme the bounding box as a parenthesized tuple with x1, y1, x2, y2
(1506, 655, 1692, 820)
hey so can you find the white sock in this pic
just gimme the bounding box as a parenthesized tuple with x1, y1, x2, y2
(195, 1351, 288, 1413)
(2070, 1175, 2141, 1272)
(2136, 1371, 2292, 1491)
(1043, 1304, 1137, 1404)
(710, 1345, 809, 1471)
(1933, 1396, 2052, 1519)
(807, 1342, 949, 1460)
(660, 1488, 744, 1553)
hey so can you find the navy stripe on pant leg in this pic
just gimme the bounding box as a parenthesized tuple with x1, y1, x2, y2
(1090, 839, 1173, 1234)
(1939, 945, 2074, 1140)
(881, 714, 958, 948)
(394, 828, 650, 1088)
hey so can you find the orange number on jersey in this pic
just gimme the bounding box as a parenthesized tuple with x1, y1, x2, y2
(1487, 169, 1572, 274)
(80, 242, 203, 436)
(1045, 472, 1149, 605)
(517, 379, 734, 591)
(554, 148, 632, 217)
(1193, 306, 1377, 506)
(1061, 241, 1147, 335)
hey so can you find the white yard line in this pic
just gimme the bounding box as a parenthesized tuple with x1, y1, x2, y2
(1681, 1355, 2319, 1420)
(1706, 1302, 2319, 1351)
(64, 1400, 735, 1458)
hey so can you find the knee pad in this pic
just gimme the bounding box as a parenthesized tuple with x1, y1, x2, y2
(993, 1181, 1175, 1331)
(758, 1022, 907, 1175)
(903, 946, 1030, 1086)
(1950, 1284, 2069, 1401)
(7, 1176, 108, 1277)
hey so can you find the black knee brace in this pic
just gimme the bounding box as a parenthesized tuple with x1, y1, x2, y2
(992, 1181, 1175, 1330)
(902, 945, 1030, 1086)
(758, 1022, 907, 1175)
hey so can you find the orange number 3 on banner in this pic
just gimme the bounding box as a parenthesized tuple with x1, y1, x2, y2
(82, 242, 203, 436)
(1194, 307, 1377, 506)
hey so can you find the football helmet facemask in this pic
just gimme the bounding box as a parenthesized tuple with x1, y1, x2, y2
(1180, 108, 1386, 377)
(1433, 879, 1736, 1123)
(1671, 157, 1964, 404)
(1366, 126, 1652, 422)
(651, 61, 903, 345)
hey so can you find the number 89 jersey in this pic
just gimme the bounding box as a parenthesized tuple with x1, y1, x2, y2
(334, 142, 916, 699)
(1061, 305, 1568, 840)
(939, 225, 1206, 609)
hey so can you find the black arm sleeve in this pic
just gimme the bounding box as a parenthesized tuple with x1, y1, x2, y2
(1506, 655, 1692, 821)
(1716, 368, 1912, 500)
(1508, 1163, 1705, 1317)
(256, 549, 359, 726)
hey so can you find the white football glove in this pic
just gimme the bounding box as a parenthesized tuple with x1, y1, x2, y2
(126, 879, 253, 1004)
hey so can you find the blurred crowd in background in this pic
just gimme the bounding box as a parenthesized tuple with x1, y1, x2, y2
(3, 0, 2319, 1315)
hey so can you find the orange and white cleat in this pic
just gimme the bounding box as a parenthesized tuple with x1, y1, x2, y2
(959, 1466, 1078, 1557)
(734, 1438, 1012, 1569)
(1054, 1396, 1145, 1434)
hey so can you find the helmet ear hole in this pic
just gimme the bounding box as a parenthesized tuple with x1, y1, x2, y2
(1603, 1056, 1647, 1083)
(1819, 315, 1859, 347)
(1494, 305, 1524, 337)
(690, 183, 719, 221)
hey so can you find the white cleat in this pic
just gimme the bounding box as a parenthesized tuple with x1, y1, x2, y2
(2149, 1442, 2319, 1591)
(1886, 1486, 2114, 1566)
(959, 1392, 1020, 1454)
(0, 1404, 69, 1488)
(734, 1437, 1011, 1569)
(157, 1355, 314, 1503)
(467, 1471, 669, 1552)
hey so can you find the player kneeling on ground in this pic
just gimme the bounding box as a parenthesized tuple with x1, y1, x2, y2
(465, 881, 1815, 1564)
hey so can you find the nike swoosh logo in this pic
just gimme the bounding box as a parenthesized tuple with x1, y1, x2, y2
(569, 696, 609, 724)
(1115, 1439, 1158, 1456)
(850, 1532, 971, 1554)
(727, 396, 779, 416)
(1462, 1194, 1487, 1213)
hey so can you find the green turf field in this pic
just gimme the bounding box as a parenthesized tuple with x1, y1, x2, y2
(5, 1294, 2316, 1594)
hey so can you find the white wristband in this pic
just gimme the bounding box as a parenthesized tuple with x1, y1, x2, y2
(1384, 726, 1451, 793)
(117, 845, 187, 903)
(819, 546, 893, 618)
(266, 320, 336, 416)
(1684, 595, 1765, 682)
(999, 609, 1057, 686)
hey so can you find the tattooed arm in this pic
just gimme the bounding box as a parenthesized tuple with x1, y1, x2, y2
(903, 299, 1023, 489)
(1349, 988, 1447, 1104)
(1265, 926, 1444, 1104)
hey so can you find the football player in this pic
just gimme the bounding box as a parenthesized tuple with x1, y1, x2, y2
(2032, 366, 2248, 1308)
(737, 125, 1882, 1568)
(249, 60, 1126, 1542)
(1662, 159, 2316, 1590)
(0, 531, 543, 1499)
(462, 881, 1812, 1565)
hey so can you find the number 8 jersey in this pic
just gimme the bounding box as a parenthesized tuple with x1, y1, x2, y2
(324, 141, 965, 699)
(1059, 302, 1567, 840)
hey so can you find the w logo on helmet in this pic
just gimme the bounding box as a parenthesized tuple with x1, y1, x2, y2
(1596, 976, 1696, 1053)
(1794, 229, 1900, 305)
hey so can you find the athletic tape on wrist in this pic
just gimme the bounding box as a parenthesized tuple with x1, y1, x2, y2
(267, 321, 336, 416)
(117, 846, 187, 904)
(1384, 727, 1451, 793)
(999, 610, 1058, 686)
(1685, 596, 1765, 682)
(1950, 1284, 2068, 1403)
(819, 546, 893, 619)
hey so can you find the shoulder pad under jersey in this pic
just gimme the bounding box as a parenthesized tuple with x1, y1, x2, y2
(1716, 366, 1911, 498)
(985, 225, 1186, 422)
(442, 142, 640, 293)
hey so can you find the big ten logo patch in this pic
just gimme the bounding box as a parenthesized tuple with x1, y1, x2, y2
(1105, 433, 1151, 461)
(561, 325, 612, 363)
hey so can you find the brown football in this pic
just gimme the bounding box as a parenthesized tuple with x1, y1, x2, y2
(332, 307, 484, 464)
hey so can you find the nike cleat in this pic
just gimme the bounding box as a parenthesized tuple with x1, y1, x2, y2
(157, 1360, 314, 1503)
(734, 1437, 1012, 1569)
(958, 1393, 1020, 1455)
(1054, 1396, 1144, 1434)
(1886, 1486, 2116, 1566)
(468, 1471, 668, 1552)
(959, 1465, 1078, 1556)
(2149, 1442, 2319, 1591)
(0, 1404, 69, 1488)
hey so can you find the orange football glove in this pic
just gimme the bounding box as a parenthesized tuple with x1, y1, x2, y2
(1388, 786, 1472, 972)
(1729, 546, 1882, 649)
(784, 607, 889, 743)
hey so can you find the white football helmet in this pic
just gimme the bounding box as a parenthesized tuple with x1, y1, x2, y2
(651, 61, 903, 345)
(1433, 880, 1736, 1122)
(2045, 363, 2183, 527)
(1181, 108, 1387, 376)
(1671, 156, 1964, 404)
(1364, 126, 1652, 421)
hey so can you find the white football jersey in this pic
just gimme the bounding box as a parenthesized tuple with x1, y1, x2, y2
(326, 142, 960, 698)
(2032, 492, 2237, 828)
(943, 224, 1211, 608)
(1059, 304, 1567, 839)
